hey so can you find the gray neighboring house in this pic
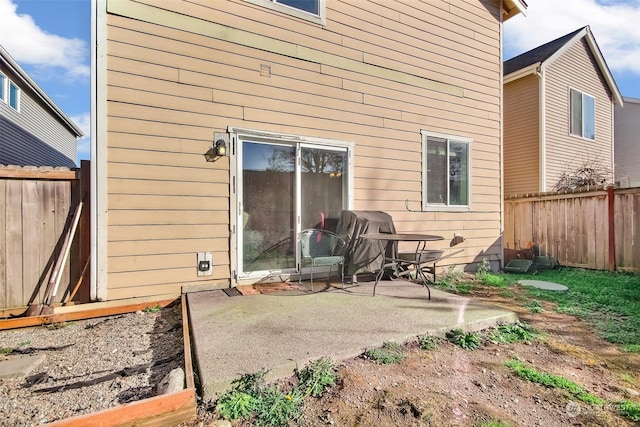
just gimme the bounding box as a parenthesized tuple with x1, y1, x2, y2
(615, 97, 640, 187)
(0, 44, 83, 168)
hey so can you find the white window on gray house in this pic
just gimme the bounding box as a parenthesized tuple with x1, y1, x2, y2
(246, 0, 324, 23)
(422, 131, 471, 211)
(0, 73, 6, 103)
(8, 81, 19, 111)
(570, 88, 595, 140)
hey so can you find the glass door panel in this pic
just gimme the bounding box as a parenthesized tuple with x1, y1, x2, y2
(241, 141, 296, 273)
(300, 146, 347, 232)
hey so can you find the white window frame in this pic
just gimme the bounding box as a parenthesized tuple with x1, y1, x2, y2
(8, 80, 20, 111)
(569, 87, 595, 140)
(421, 130, 472, 212)
(228, 127, 353, 283)
(244, 0, 326, 25)
(0, 73, 6, 104)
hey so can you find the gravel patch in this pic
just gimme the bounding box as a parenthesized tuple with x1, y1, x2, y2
(0, 302, 184, 426)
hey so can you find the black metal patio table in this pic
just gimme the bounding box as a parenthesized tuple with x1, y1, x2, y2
(360, 233, 444, 299)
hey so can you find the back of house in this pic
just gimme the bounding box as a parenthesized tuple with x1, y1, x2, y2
(91, 0, 526, 302)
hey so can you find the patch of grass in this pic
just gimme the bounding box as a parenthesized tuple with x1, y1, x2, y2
(482, 421, 511, 427)
(253, 386, 302, 427)
(622, 344, 640, 353)
(499, 290, 516, 298)
(478, 273, 510, 287)
(524, 300, 544, 313)
(488, 321, 538, 344)
(295, 357, 337, 397)
(417, 334, 440, 351)
(617, 400, 640, 421)
(505, 268, 640, 347)
(505, 359, 604, 405)
(365, 342, 405, 364)
(446, 329, 482, 350)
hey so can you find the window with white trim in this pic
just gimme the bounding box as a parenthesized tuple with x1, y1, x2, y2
(570, 88, 595, 140)
(422, 131, 471, 210)
(0, 74, 5, 102)
(245, 0, 324, 23)
(8, 81, 19, 111)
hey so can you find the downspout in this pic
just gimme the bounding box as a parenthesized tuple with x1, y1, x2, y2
(536, 67, 546, 192)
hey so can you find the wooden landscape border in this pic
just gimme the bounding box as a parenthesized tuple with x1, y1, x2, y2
(2, 295, 197, 426)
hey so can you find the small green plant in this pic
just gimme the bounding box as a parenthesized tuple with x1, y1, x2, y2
(482, 421, 511, 427)
(622, 344, 640, 353)
(254, 386, 302, 426)
(505, 359, 604, 405)
(524, 300, 544, 313)
(143, 305, 161, 313)
(446, 329, 482, 350)
(617, 400, 640, 421)
(47, 321, 74, 330)
(295, 357, 337, 397)
(0, 348, 12, 355)
(488, 321, 538, 344)
(437, 266, 464, 286)
(216, 390, 256, 421)
(478, 273, 509, 287)
(365, 342, 405, 364)
(417, 334, 440, 351)
(476, 258, 492, 276)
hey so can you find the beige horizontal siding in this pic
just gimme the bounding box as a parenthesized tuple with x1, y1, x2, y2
(104, 0, 506, 299)
(504, 74, 540, 196)
(544, 39, 614, 191)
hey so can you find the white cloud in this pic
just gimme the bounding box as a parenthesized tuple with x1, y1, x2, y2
(505, 0, 640, 75)
(71, 112, 91, 161)
(0, 0, 89, 80)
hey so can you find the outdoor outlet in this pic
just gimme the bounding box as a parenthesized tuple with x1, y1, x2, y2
(197, 252, 213, 276)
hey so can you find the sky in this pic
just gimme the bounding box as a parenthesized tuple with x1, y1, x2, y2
(0, 0, 639, 164)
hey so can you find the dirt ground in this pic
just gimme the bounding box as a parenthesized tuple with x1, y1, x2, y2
(190, 282, 640, 426)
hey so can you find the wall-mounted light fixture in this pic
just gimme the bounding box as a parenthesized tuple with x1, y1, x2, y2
(204, 136, 229, 162)
(214, 139, 227, 156)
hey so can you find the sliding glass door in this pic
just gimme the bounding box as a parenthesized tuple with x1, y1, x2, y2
(237, 138, 349, 278)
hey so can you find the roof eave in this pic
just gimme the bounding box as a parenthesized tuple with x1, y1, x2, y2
(0, 45, 84, 138)
(504, 63, 540, 83)
(503, 0, 527, 21)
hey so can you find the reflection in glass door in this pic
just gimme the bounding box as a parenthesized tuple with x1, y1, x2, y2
(300, 145, 347, 232)
(238, 140, 348, 277)
(241, 142, 296, 273)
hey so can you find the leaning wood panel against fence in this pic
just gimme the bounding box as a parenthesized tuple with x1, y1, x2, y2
(504, 187, 640, 272)
(0, 163, 90, 310)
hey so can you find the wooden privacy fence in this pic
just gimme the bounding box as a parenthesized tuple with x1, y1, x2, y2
(0, 161, 90, 311)
(504, 186, 640, 272)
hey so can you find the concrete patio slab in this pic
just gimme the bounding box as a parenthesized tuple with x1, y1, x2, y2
(186, 280, 516, 400)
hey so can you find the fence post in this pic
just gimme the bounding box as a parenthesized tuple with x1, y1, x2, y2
(607, 187, 616, 272)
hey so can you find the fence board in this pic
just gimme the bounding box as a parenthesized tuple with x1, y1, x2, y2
(505, 187, 640, 272)
(5, 180, 23, 307)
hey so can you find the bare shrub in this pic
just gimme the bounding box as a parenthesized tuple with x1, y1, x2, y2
(552, 158, 613, 192)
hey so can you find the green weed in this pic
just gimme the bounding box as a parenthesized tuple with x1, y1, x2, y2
(417, 334, 440, 351)
(617, 400, 640, 421)
(488, 321, 538, 344)
(365, 342, 405, 364)
(295, 357, 337, 397)
(143, 305, 161, 313)
(524, 300, 544, 313)
(446, 329, 482, 350)
(216, 359, 336, 425)
(622, 344, 640, 353)
(482, 421, 511, 427)
(505, 359, 604, 405)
